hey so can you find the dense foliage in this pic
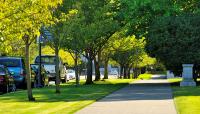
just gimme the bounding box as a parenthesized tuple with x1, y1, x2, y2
(147, 14, 200, 74)
(1, 0, 62, 100)
(4, 0, 193, 100)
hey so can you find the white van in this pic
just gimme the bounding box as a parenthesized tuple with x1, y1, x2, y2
(34, 55, 66, 83)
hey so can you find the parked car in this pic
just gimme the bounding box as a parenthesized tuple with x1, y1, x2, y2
(66, 69, 75, 80)
(30, 67, 37, 87)
(64, 66, 69, 82)
(30, 64, 49, 87)
(0, 65, 16, 93)
(34, 55, 66, 83)
(0, 57, 26, 88)
(110, 69, 118, 76)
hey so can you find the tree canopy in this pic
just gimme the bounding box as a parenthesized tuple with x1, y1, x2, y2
(147, 14, 200, 74)
(1, 0, 62, 101)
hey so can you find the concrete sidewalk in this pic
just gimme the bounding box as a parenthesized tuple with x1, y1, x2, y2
(76, 75, 177, 114)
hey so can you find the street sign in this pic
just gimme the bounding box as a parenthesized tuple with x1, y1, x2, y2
(37, 35, 46, 44)
(43, 29, 53, 41)
(37, 27, 53, 44)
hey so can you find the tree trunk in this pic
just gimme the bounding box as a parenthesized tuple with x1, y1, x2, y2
(127, 68, 131, 79)
(138, 68, 141, 76)
(135, 68, 141, 78)
(74, 51, 79, 86)
(55, 46, 60, 93)
(85, 57, 93, 84)
(120, 65, 124, 79)
(94, 56, 101, 81)
(104, 60, 108, 79)
(124, 67, 128, 79)
(132, 68, 134, 79)
(133, 68, 137, 79)
(25, 42, 35, 101)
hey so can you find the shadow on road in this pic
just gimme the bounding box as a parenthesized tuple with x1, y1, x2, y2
(99, 82, 173, 102)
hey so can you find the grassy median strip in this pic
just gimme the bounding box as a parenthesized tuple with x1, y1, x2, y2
(0, 79, 134, 114)
(169, 78, 200, 114)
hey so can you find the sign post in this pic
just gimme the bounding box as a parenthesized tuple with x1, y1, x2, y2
(37, 35, 45, 87)
(37, 28, 52, 87)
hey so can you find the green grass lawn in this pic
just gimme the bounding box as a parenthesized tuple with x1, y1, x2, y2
(137, 73, 152, 80)
(169, 78, 200, 114)
(0, 79, 133, 114)
(168, 77, 182, 84)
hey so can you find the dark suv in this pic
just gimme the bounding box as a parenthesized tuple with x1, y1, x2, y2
(0, 57, 26, 88)
(0, 65, 16, 93)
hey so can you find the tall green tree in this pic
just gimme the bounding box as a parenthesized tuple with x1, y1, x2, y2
(100, 31, 124, 79)
(48, 0, 82, 87)
(147, 14, 200, 75)
(61, 0, 120, 84)
(110, 35, 146, 78)
(44, 9, 77, 93)
(1, 0, 62, 101)
(115, 0, 200, 76)
(82, 0, 120, 84)
(143, 0, 200, 75)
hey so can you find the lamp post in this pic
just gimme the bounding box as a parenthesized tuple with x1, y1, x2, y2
(37, 34, 44, 87)
(38, 27, 53, 87)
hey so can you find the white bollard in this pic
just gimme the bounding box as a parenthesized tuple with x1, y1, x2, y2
(180, 64, 196, 86)
(167, 70, 174, 79)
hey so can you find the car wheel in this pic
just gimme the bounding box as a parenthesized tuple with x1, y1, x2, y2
(65, 77, 68, 83)
(33, 80, 37, 88)
(46, 81, 49, 87)
(61, 79, 65, 83)
(3, 84, 9, 93)
(21, 79, 27, 89)
(45, 77, 49, 86)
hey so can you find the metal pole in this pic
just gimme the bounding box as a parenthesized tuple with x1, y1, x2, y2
(38, 35, 42, 87)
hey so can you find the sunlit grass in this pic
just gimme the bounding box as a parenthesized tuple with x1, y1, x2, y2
(168, 77, 182, 83)
(137, 73, 152, 80)
(0, 79, 134, 114)
(169, 78, 200, 114)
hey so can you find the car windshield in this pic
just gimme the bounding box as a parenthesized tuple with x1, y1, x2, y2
(68, 70, 74, 73)
(31, 65, 38, 70)
(0, 59, 21, 67)
(35, 56, 55, 64)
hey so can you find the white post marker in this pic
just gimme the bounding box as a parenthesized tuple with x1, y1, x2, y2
(167, 70, 174, 79)
(180, 64, 196, 86)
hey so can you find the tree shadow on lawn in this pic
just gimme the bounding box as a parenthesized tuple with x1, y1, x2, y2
(170, 80, 200, 86)
(170, 80, 200, 97)
(0, 83, 129, 103)
(0, 80, 178, 103)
